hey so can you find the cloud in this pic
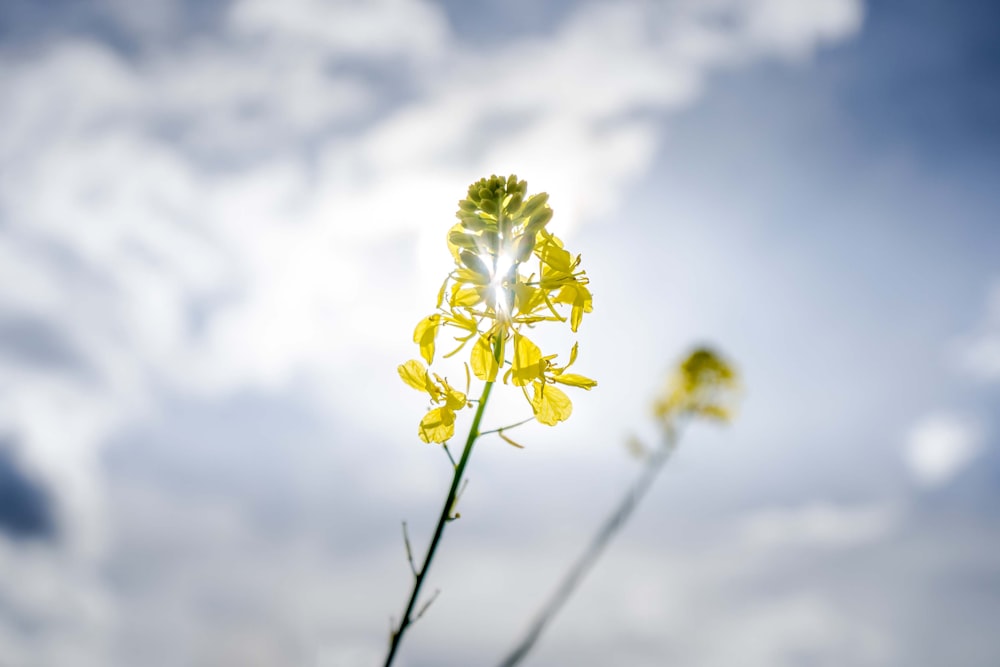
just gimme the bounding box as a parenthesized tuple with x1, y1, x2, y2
(229, 0, 449, 62)
(0, 0, 867, 662)
(0, 0, 866, 541)
(739, 501, 898, 549)
(904, 412, 984, 487)
(740, 0, 865, 60)
(952, 278, 1000, 381)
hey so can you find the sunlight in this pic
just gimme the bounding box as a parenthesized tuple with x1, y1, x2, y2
(488, 248, 517, 318)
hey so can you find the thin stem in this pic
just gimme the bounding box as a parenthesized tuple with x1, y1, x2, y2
(497, 422, 684, 667)
(442, 444, 457, 468)
(402, 522, 417, 578)
(480, 416, 536, 437)
(383, 334, 504, 667)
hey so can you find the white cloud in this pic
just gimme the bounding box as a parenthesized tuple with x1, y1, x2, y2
(0, 0, 866, 661)
(904, 413, 984, 487)
(952, 279, 1000, 381)
(739, 502, 898, 550)
(741, 0, 865, 60)
(229, 0, 449, 61)
(0, 540, 115, 667)
(0, 0, 866, 530)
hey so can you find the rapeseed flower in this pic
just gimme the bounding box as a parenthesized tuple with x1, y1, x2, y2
(399, 174, 596, 441)
(652, 347, 740, 423)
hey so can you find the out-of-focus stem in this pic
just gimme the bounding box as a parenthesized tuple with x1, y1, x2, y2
(497, 424, 682, 667)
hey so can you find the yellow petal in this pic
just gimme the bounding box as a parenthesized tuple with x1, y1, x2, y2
(556, 283, 593, 332)
(567, 341, 578, 367)
(538, 234, 574, 276)
(451, 286, 484, 308)
(413, 314, 441, 364)
(551, 373, 597, 390)
(445, 309, 479, 334)
(531, 382, 573, 426)
(434, 375, 467, 411)
(470, 335, 499, 381)
(695, 405, 732, 422)
(435, 274, 449, 309)
(454, 267, 490, 286)
(398, 359, 428, 390)
(444, 387, 467, 411)
(446, 222, 467, 264)
(418, 407, 456, 443)
(514, 283, 546, 316)
(510, 334, 544, 386)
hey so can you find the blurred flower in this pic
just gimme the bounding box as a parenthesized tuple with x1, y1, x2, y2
(497, 345, 742, 667)
(652, 347, 740, 423)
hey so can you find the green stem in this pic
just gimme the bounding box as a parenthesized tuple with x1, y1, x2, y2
(479, 416, 535, 437)
(383, 335, 504, 667)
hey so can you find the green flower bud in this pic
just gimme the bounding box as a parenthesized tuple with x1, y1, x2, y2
(481, 230, 500, 254)
(505, 192, 523, 217)
(479, 197, 498, 215)
(525, 207, 553, 234)
(460, 250, 489, 277)
(458, 211, 487, 231)
(514, 233, 536, 263)
(520, 192, 549, 218)
(449, 230, 479, 250)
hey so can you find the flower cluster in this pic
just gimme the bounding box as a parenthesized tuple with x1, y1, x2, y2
(652, 347, 740, 424)
(399, 175, 596, 443)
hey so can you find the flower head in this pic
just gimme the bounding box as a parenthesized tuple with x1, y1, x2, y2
(400, 175, 596, 442)
(652, 347, 740, 424)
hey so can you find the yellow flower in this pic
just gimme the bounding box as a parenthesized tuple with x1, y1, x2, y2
(514, 340, 597, 426)
(398, 359, 469, 443)
(400, 175, 597, 440)
(652, 348, 740, 423)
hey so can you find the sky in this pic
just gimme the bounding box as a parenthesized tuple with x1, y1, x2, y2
(0, 0, 998, 665)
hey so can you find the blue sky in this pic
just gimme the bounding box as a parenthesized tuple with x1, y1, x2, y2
(0, 1, 998, 665)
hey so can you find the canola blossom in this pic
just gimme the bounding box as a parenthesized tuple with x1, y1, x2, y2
(652, 347, 740, 424)
(496, 347, 742, 667)
(398, 175, 596, 442)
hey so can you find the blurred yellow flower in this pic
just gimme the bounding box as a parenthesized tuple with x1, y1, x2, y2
(652, 347, 740, 423)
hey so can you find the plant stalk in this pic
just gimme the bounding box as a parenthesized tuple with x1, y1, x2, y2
(383, 335, 504, 667)
(497, 424, 682, 667)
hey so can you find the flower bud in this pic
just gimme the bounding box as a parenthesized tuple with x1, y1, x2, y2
(514, 233, 536, 263)
(481, 230, 500, 254)
(520, 192, 549, 219)
(449, 230, 479, 250)
(460, 250, 489, 277)
(526, 206, 553, 231)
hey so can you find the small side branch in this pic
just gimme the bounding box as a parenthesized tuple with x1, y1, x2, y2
(415, 589, 441, 621)
(480, 416, 535, 437)
(402, 522, 418, 579)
